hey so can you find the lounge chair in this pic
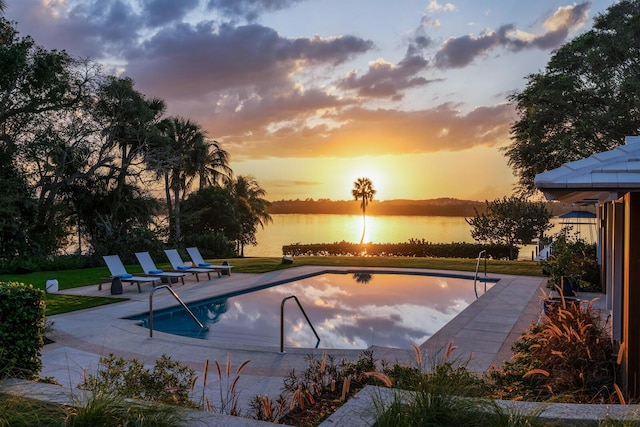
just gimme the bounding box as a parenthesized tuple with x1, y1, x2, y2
(103, 255, 161, 293)
(186, 247, 233, 276)
(164, 249, 219, 280)
(135, 251, 187, 285)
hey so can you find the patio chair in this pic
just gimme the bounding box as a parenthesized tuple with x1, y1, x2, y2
(134, 251, 187, 285)
(186, 247, 233, 276)
(103, 255, 161, 293)
(164, 249, 220, 280)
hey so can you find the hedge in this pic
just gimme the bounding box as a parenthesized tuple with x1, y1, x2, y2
(282, 239, 517, 259)
(0, 282, 46, 378)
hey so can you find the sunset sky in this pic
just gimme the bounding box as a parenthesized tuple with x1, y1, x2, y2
(4, 0, 616, 201)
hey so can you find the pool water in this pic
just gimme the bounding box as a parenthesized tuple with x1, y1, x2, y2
(128, 272, 496, 350)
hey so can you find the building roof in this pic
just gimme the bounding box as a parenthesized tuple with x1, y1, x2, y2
(535, 136, 640, 203)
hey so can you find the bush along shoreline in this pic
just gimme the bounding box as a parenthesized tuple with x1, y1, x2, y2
(283, 240, 516, 259)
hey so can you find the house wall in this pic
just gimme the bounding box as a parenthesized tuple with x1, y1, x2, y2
(622, 192, 640, 398)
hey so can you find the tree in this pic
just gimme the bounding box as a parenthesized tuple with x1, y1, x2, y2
(0, 150, 35, 257)
(146, 118, 232, 244)
(466, 196, 552, 260)
(194, 139, 232, 191)
(81, 76, 165, 256)
(181, 186, 238, 257)
(147, 117, 204, 243)
(0, 18, 98, 255)
(351, 177, 376, 244)
(504, 0, 640, 195)
(227, 176, 272, 257)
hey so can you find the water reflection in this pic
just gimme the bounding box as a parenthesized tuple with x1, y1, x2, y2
(352, 272, 373, 284)
(135, 273, 494, 350)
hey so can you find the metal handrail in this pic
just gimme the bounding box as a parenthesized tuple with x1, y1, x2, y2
(280, 295, 320, 353)
(149, 285, 204, 338)
(474, 250, 488, 298)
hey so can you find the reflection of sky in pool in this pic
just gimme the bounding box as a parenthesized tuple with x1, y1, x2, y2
(128, 273, 495, 350)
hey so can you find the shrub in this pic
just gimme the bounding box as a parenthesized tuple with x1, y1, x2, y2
(69, 390, 182, 427)
(184, 231, 237, 258)
(541, 230, 600, 292)
(487, 295, 616, 403)
(0, 392, 66, 427)
(376, 343, 492, 427)
(283, 240, 515, 259)
(0, 282, 45, 378)
(251, 350, 390, 424)
(0, 254, 103, 274)
(80, 353, 198, 408)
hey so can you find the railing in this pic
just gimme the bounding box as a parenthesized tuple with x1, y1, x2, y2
(474, 250, 488, 298)
(280, 295, 320, 353)
(148, 285, 205, 338)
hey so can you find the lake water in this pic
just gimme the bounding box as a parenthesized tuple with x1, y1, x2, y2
(243, 214, 592, 260)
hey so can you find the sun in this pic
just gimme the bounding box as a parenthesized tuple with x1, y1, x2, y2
(348, 165, 386, 201)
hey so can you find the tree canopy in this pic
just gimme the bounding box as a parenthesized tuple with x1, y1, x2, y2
(0, 17, 272, 262)
(504, 0, 640, 195)
(466, 196, 552, 260)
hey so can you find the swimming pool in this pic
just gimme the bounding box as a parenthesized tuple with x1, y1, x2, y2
(128, 272, 496, 350)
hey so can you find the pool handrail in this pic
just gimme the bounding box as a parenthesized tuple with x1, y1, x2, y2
(149, 285, 205, 338)
(474, 250, 488, 298)
(280, 295, 320, 353)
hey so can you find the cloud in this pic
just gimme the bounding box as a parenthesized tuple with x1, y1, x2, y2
(337, 55, 433, 100)
(141, 0, 200, 27)
(334, 12, 439, 101)
(7, 0, 202, 60)
(428, 0, 456, 13)
(206, 0, 306, 21)
(219, 102, 517, 161)
(434, 1, 591, 69)
(125, 22, 373, 99)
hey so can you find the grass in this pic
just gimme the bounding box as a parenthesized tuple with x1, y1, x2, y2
(0, 389, 183, 427)
(0, 256, 544, 316)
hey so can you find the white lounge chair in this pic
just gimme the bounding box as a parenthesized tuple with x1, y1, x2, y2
(103, 255, 161, 293)
(186, 247, 232, 276)
(135, 251, 187, 285)
(164, 249, 219, 280)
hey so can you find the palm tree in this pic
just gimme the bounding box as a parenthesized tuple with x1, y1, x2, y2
(147, 117, 207, 243)
(194, 139, 232, 190)
(352, 177, 376, 244)
(227, 175, 272, 256)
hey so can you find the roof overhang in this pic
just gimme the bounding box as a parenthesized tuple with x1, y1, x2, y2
(535, 136, 640, 204)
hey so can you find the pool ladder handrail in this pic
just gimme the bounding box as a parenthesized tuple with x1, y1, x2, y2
(148, 285, 205, 338)
(280, 295, 320, 353)
(474, 250, 488, 298)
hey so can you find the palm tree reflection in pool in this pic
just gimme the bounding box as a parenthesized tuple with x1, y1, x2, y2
(352, 273, 373, 284)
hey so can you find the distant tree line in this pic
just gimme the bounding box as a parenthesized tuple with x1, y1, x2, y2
(269, 198, 486, 216)
(268, 198, 585, 217)
(0, 16, 270, 265)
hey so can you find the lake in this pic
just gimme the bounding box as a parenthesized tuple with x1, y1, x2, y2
(243, 214, 592, 260)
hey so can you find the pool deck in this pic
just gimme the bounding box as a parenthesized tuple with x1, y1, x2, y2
(36, 266, 570, 422)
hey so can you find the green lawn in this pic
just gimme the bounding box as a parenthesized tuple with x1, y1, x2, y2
(0, 256, 544, 316)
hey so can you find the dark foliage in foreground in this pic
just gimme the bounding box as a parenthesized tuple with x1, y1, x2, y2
(283, 240, 516, 259)
(487, 295, 617, 403)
